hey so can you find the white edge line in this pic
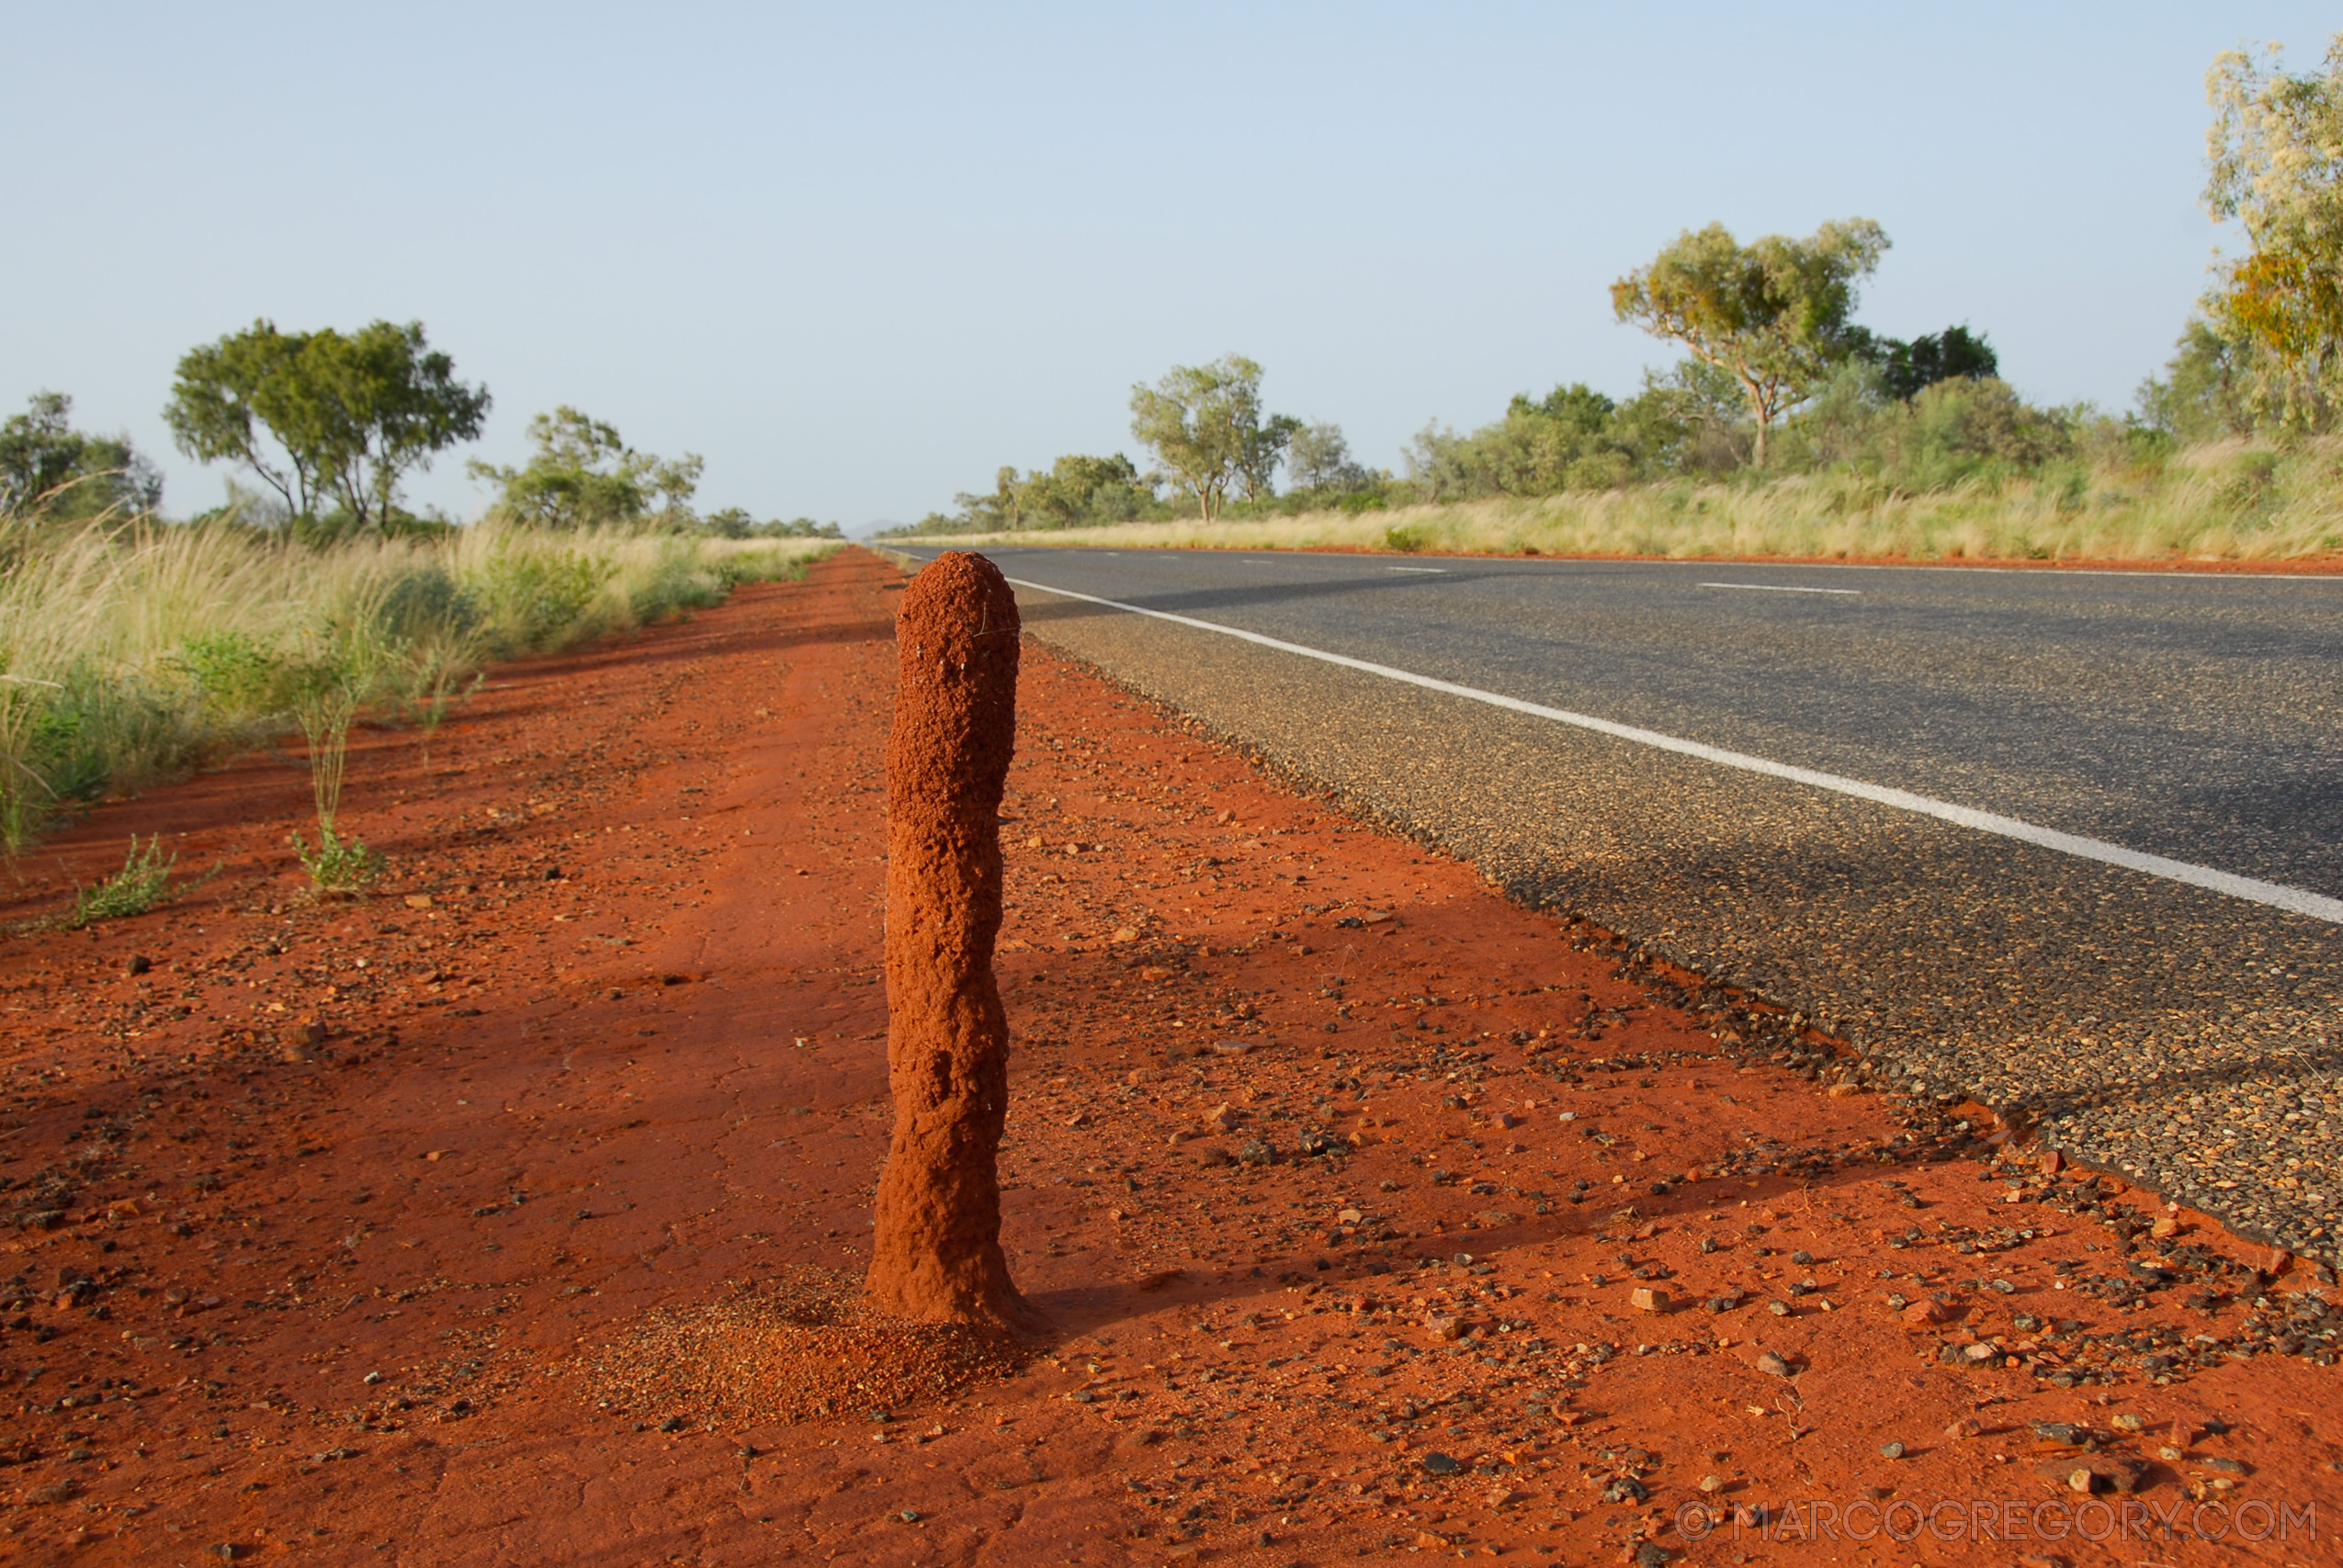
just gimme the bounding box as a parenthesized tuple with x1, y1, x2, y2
(1698, 581, 1861, 595)
(1006, 574, 2343, 926)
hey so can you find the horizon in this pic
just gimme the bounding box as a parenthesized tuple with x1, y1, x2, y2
(4, 4, 2331, 531)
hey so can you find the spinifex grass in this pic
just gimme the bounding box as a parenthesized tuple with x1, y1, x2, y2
(898, 437, 2343, 565)
(0, 511, 835, 852)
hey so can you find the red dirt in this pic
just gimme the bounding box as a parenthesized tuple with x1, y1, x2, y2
(0, 547, 2333, 1566)
(870, 552, 1038, 1334)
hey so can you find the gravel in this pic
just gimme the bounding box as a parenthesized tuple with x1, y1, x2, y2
(968, 552, 2343, 1269)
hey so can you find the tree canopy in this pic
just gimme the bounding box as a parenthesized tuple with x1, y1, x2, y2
(0, 392, 163, 520)
(1611, 219, 1889, 464)
(164, 319, 489, 531)
(468, 407, 703, 530)
(2202, 34, 2343, 426)
(1129, 355, 1294, 520)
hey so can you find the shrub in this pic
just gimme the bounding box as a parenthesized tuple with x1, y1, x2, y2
(68, 836, 179, 928)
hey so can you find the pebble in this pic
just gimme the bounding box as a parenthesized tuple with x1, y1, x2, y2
(1755, 1350, 1794, 1378)
(1879, 1441, 1904, 1460)
(1421, 1452, 1462, 1476)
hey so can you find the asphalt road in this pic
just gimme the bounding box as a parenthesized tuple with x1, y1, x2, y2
(894, 544, 2343, 1266)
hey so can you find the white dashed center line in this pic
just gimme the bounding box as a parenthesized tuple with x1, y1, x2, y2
(1698, 582, 1861, 595)
(1387, 566, 1447, 574)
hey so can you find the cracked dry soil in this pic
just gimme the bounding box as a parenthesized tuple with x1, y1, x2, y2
(0, 547, 2335, 1566)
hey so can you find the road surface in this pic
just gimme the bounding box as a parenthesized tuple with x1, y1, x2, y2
(895, 543, 2343, 1265)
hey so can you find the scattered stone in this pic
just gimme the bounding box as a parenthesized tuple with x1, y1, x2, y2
(1754, 1350, 1794, 1378)
(1944, 1416, 1984, 1440)
(1901, 1300, 1946, 1325)
(1879, 1441, 1904, 1460)
(1630, 1287, 1669, 1314)
(1421, 1451, 1461, 1476)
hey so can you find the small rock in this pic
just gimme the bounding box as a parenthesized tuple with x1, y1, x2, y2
(1879, 1441, 1905, 1460)
(1962, 1342, 1999, 1363)
(1421, 1451, 1462, 1475)
(2032, 1421, 2088, 1448)
(899, 1510, 921, 1524)
(1633, 1541, 1669, 1568)
(1697, 1473, 1726, 1493)
(2151, 1215, 2179, 1238)
(1767, 1300, 1790, 1316)
(1487, 1485, 1522, 1507)
(1944, 1416, 1984, 1440)
(1426, 1314, 1464, 1342)
(1754, 1350, 1794, 1378)
(1630, 1287, 1669, 1314)
(2110, 1413, 2145, 1434)
(123, 954, 153, 976)
(1902, 1300, 1946, 1325)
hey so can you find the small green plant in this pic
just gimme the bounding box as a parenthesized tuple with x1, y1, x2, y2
(292, 824, 382, 892)
(1382, 521, 1432, 553)
(68, 835, 179, 928)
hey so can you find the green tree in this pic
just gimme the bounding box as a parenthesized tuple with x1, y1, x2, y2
(164, 320, 488, 530)
(2203, 33, 2343, 426)
(1286, 420, 1369, 492)
(1611, 219, 1890, 465)
(2138, 320, 2259, 441)
(1129, 355, 1288, 520)
(0, 392, 162, 519)
(1237, 413, 1301, 503)
(468, 407, 703, 529)
(1874, 326, 1998, 401)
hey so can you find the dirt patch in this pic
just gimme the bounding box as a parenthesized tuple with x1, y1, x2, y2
(0, 547, 2331, 1565)
(587, 1266, 1025, 1427)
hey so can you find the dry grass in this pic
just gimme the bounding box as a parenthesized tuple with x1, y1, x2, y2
(898, 438, 2343, 566)
(0, 513, 835, 849)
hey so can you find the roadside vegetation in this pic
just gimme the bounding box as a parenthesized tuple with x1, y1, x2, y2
(894, 37, 2343, 567)
(1, 324, 840, 863)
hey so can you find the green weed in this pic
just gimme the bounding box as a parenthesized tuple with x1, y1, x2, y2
(67, 835, 179, 928)
(292, 825, 382, 893)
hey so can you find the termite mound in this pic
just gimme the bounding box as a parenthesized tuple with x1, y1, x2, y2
(865, 550, 1047, 1337)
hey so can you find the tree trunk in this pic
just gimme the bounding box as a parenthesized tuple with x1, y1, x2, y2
(865, 551, 1046, 1337)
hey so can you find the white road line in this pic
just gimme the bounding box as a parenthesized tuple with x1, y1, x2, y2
(1006, 575, 2343, 925)
(1699, 581, 1860, 595)
(1387, 566, 1447, 574)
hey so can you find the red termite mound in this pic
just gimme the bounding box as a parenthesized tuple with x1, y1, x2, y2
(865, 551, 1047, 1336)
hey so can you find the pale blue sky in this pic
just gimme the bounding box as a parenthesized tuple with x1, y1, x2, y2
(3, 4, 2328, 529)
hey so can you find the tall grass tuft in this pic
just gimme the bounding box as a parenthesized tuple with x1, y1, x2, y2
(0, 512, 834, 852)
